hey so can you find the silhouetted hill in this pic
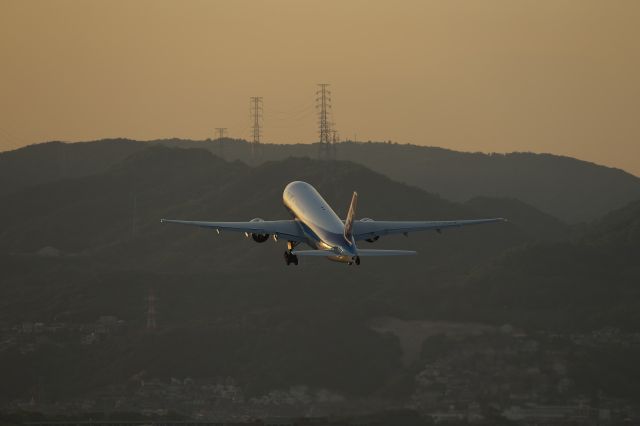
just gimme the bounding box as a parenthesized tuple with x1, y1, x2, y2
(159, 139, 640, 223)
(454, 198, 640, 331)
(415, 197, 640, 402)
(1, 144, 639, 403)
(0, 145, 531, 271)
(338, 145, 640, 224)
(0, 139, 145, 196)
(4, 138, 640, 223)
(588, 198, 640, 250)
(0, 146, 527, 399)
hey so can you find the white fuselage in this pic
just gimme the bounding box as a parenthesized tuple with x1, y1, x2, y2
(283, 181, 357, 263)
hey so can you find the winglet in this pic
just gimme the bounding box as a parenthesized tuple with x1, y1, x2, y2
(344, 191, 358, 243)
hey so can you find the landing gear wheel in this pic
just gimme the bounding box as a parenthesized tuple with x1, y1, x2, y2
(284, 251, 299, 266)
(355, 256, 361, 265)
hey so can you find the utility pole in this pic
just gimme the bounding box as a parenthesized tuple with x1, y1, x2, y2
(250, 96, 263, 161)
(316, 84, 334, 160)
(215, 127, 227, 139)
(146, 287, 157, 331)
(215, 127, 227, 159)
(131, 193, 137, 237)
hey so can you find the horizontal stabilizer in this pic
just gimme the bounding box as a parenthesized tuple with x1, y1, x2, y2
(291, 250, 335, 257)
(291, 249, 417, 257)
(357, 249, 417, 256)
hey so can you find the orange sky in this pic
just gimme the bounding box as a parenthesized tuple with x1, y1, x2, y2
(1, 0, 639, 175)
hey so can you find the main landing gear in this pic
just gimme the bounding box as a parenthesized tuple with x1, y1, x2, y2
(348, 256, 361, 266)
(284, 241, 299, 266)
(284, 251, 299, 266)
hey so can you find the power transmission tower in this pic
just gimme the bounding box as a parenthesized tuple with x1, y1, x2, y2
(131, 193, 137, 237)
(146, 287, 157, 331)
(249, 96, 263, 160)
(215, 127, 227, 139)
(215, 127, 227, 159)
(316, 84, 335, 159)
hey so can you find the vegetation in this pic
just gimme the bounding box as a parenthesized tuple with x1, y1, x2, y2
(0, 141, 639, 402)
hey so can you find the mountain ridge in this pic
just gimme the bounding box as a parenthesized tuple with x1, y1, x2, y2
(3, 138, 640, 223)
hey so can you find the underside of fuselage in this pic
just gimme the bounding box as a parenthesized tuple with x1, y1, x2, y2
(326, 254, 361, 264)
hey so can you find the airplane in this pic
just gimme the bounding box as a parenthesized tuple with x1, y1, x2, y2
(161, 180, 505, 266)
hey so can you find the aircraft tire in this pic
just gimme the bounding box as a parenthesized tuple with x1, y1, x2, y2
(284, 251, 299, 266)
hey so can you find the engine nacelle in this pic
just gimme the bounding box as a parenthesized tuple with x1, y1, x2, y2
(249, 218, 269, 243)
(360, 218, 380, 243)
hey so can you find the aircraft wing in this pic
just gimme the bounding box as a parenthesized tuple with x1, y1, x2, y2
(160, 219, 305, 242)
(352, 218, 506, 241)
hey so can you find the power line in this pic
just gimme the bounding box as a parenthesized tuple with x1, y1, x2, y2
(266, 105, 315, 122)
(268, 100, 315, 117)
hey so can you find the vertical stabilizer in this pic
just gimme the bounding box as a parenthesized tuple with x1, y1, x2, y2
(344, 191, 358, 243)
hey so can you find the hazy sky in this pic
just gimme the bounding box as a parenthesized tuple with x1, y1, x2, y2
(1, 0, 639, 174)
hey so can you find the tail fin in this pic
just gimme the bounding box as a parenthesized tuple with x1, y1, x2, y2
(344, 191, 358, 242)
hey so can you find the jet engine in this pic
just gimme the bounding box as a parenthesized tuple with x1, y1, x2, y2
(248, 218, 269, 243)
(360, 218, 380, 243)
